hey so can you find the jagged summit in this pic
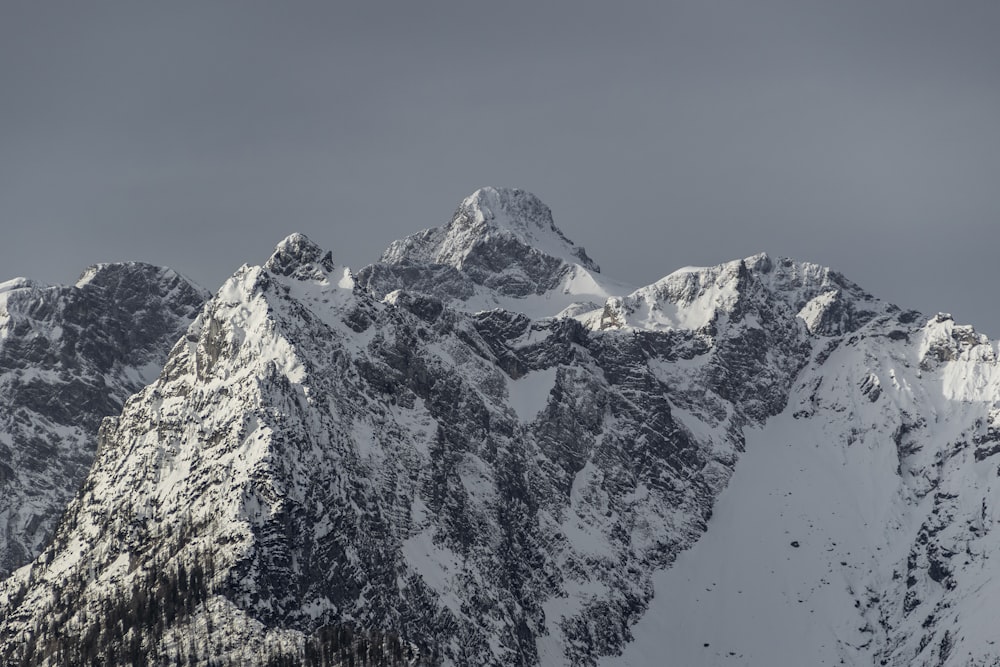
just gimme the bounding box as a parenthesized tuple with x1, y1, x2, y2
(0, 262, 188, 297)
(653, 251, 872, 304)
(74, 261, 186, 288)
(596, 252, 885, 336)
(357, 187, 611, 308)
(263, 233, 336, 279)
(382, 187, 600, 274)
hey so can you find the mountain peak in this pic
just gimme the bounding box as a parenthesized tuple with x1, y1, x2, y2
(264, 233, 335, 279)
(452, 187, 600, 272)
(364, 187, 601, 300)
(598, 252, 885, 336)
(73, 261, 200, 293)
(0, 276, 41, 295)
(382, 187, 600, 274)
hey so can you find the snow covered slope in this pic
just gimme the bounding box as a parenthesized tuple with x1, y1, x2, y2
(2, 189, 1000, 667)
(0, 263, 207, 579)
(610, 310, 1000, 667)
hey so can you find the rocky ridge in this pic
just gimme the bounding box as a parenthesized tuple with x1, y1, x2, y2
(0, 263, 207, 579)
(357, 187, 619, 319)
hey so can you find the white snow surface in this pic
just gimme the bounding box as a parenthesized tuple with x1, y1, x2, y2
(606, 309, 1000, 667)
(607, 413, 880, 667)
(507, 367, 558, 422)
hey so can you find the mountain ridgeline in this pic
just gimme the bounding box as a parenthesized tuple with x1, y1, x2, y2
(2, 187, 1000, 666)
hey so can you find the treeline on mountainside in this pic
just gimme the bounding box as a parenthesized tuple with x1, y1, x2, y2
(1, 519, 427, 666)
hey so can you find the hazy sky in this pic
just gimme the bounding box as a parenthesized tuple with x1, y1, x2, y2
(3, 2, 999, 333)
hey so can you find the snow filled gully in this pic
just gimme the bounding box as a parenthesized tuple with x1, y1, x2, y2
(605, 411, 900, 667)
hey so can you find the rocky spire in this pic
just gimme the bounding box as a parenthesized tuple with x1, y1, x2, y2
(363, 187, 600, 300)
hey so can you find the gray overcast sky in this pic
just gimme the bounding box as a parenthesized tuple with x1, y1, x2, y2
(3, 1, 1000, 333)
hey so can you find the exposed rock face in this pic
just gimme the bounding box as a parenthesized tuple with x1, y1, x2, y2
(359, 187, 601, 303)
(2, 190, 1000, 667)
(0, 263, 207, 579)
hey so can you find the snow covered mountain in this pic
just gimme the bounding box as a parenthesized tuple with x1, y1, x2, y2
(609, 312, 1000, 667)
(2, 188, 999, 666)
(357, 186, 629, 319)
(0, 263, 207, 579)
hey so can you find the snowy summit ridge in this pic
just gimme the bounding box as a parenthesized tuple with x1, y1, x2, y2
(361, 187, 603, 306)
(382, 186, 600, 274)
(264, 232, 336, 278)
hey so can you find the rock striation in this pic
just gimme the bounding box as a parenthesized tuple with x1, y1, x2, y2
(0, 263, 207, 579)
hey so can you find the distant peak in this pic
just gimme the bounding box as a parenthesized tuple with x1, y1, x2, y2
(743, 252, 773, 274)
(458, 186, 551, 230)
(611, 252, 885, 336)
(73, 262, 199, 292)
(380, 187, 599, 274)
(265, 233, 335, 278)
(0, 277, 42, 295)
(663, 253, 856, 291)
(449, 187, 600, 272)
